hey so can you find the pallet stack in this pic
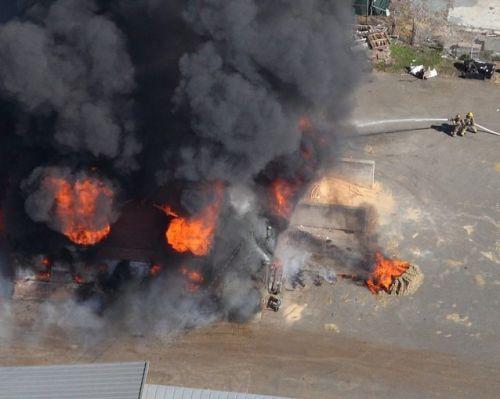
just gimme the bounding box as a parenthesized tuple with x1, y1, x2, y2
(367, 31, 391, 62)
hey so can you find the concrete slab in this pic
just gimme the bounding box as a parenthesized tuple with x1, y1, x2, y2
(291, 204, 366, 232)
(448, 0, 500, 32)
(334, 158, 375, 188)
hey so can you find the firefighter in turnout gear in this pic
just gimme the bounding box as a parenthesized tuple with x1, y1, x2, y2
(449, 114, 466, 137)
(465, 112, 477, 134)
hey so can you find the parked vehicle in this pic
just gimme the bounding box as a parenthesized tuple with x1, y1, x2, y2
(462, 59, 495, 80)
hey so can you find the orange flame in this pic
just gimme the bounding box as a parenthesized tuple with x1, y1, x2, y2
(365, 251, 410, 294)
(180, 266, 204, 292)
(154, 204, 179, 218)
(35, 270, 51, 282)
(149, 263, 161, 277)
(298, 115, 312, 132)
(41, 256, 52, 267)
(163, 183, 223, 256)
(47, 176, 114, 245)
(270, 179, 298, 219)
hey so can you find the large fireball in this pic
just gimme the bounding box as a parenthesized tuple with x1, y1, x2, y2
(162, 183, 224, 256)
(24, 167, 117, 246)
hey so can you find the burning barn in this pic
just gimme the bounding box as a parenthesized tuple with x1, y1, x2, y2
(0, 1, 418, 335)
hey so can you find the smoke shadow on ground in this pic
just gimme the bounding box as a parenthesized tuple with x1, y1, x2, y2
(342, 126, 435, 140)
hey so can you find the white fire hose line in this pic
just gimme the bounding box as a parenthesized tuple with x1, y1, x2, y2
(355, 118, 447, 128)
(475, 123, 500, 137)
(353, 118, 500, 136)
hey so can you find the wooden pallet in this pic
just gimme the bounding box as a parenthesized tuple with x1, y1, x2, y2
(367, 32, 390, 50)
(355, 24, 388, 38)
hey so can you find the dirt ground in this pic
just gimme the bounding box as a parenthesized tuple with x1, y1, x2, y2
(0, 318, 498, 399)
(1, 73, 499, 398)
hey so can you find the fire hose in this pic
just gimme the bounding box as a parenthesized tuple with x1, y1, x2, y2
(354, 118, 500, 137)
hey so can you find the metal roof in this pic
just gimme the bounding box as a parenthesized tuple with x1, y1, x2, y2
(0, 361, 149, 399)
(142, 384, 293, 399)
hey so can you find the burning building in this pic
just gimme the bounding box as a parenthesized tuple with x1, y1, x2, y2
(0, 0, 384, 333)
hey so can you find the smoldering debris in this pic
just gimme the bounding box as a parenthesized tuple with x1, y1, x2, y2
(281, 199, 423, 296)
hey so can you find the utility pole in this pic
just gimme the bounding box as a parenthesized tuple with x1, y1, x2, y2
(366, 0, 369, 25)
(411, 16, 416, 46)
(392, 6, 397, 36)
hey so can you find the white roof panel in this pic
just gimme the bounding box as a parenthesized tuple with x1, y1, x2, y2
(0, 362, 148, 399)
(143, 384, 293, 399)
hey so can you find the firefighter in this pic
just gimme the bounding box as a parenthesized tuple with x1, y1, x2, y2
(449, 114, 465, 137)
(465, 112, 477, 134)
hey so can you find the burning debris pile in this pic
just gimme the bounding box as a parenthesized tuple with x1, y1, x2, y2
(366, 252, 423, 296)
(279, 192, 423, 298)
(365, 251, 410, 294)
(0, 0, 363, 333)
(387, 264, 423, 296)
(279, 224, 423, 298)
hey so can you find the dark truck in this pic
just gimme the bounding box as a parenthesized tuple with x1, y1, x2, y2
(462, 59, 496, 80)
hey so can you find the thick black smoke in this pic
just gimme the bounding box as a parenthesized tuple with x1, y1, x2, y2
(0, 0, 362, 336)
(159, 0, 361, 186)
(184, 0, 357, 111)
(171, 41, 298, 183)
(0, 0, 139, 170)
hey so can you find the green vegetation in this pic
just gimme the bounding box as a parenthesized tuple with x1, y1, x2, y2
(375, 42, 458, 77)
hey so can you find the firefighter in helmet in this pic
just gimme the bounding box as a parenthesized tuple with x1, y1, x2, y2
(449, 114, 465, 137)
(465, 112, 477, 134)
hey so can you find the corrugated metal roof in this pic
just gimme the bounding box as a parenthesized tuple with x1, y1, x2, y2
(0, 361, 148, 399)
(142, 384, 293, 399)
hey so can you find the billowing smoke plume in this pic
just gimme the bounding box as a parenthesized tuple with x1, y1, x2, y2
(0, 0, 140, 169)
(183, 0, 357, 111)
(0, 0, 362, 337)
(160, 0, 360, 185)
(171, 42, 298, 182)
